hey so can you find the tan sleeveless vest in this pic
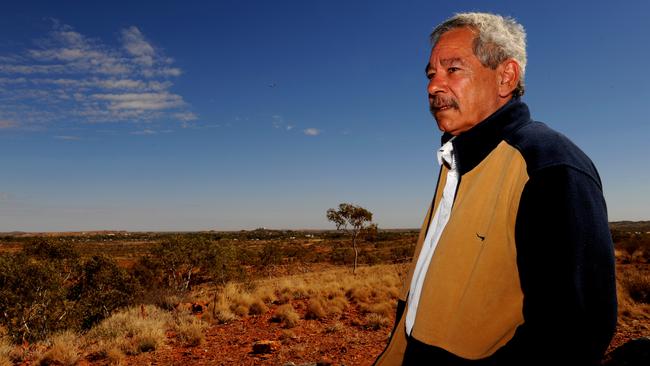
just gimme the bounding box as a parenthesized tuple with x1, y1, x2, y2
(375, 141, 529, 364)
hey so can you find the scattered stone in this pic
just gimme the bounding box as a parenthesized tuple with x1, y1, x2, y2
(316, 359, 333, 366)
(191, 303, 204, 313)
(176, 302, 206, 314)
(283, 362, 297, 366)
(252, 340, 281, 354)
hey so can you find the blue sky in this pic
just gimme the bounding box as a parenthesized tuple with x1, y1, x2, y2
(0, 0, 648, 231)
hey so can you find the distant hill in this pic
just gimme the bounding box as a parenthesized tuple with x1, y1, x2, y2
(610, 221, 650, 233)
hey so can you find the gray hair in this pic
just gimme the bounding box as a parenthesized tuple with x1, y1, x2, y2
(430, 12, 527, 97)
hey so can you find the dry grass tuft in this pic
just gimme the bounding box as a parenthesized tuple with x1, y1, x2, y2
(0, 337, 13, 366)
(364, 302, 394, 317)
(253, 264, 402, 328)
(254, 286, 278, 304)
(229, 292, 252, 317)
(616, 265, 650, 320)
(272, 304, 300, 328)
(276, 278, 310, 301)
(324, 321, 344, 334)
(37, 330, 80, 366)
(365, 313, 391, 330)
(305, 298, 327, 319)
(173, 313, 207, 347)
(279, 329, 297, 343)
(248, 297, 269, 316)
(85, 305, 170, 357)
(204, 300, 237, 324)
(203, 282, 271, 322)
(326, 296, 349, 315)
(103, 346, 124, 365)
(620, 269, 650, 304)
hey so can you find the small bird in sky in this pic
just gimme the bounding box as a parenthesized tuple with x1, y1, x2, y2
(268, 82, 277, 88)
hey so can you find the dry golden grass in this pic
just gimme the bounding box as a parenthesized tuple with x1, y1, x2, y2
(0, 337, 13, 366)
(279, 329, 297, 343)
(305, 298, 327, 319)
(199, 264, 403, 328)
(85, 305, 170, 358)
(365, 313, 391, 330)
(619, 268, 650, 304)
(37, 330, 80, 366)
(248, 297, 269, 316)
(173, 312, 207, 347)
(203, 282, 265, 324)
(104, 346, 125, 365)
(272, 304, 300, 328)
(203, 301, 237, 324)
(616, 265, 650, 319)
(324, 321, 344, 334)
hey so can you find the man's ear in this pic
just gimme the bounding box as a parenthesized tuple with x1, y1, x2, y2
(497, 59, 520, 97)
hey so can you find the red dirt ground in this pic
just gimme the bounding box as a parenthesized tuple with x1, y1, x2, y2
(118, 299, 390, 366)
(76, 299, 649, 366)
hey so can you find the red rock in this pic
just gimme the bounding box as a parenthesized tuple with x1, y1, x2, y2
(252, 340, 281, 354)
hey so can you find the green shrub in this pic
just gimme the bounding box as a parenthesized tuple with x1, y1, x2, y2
(0, 253, 69, 342)
(68, 255, 139, 330)
(259, 243, 283, 266)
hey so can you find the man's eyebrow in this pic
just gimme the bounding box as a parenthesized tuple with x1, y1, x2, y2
(425, 57, 466, 75)
(440, 57, 466, 67)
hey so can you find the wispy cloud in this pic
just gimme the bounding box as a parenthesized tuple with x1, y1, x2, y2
(174, 111, 198, 122)
(130, 129, 157, 135)
(54, 135, 80, 140)
(121, 26, 155, 66)
(303, 128, 321, 136)
(92, 92, 184, 110)
(272, 114, 296, 131)
(0, 21, 194, 130)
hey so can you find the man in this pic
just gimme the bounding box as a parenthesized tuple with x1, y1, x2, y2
(374, 12, 617, 366)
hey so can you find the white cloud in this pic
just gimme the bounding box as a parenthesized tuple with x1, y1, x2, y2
(272, 114, 295, 131)
(0, 77, 27, 84)
(174, 112, 198, 122)
(131, 129, 156, 135)
(54, 135, 80, 140)
(121, 26, 155, 66)
(272, 115, 283, 129)
(92, 92, 184, 110)
(303, 128, 321, 136)
(0, 64, 70, 74)
(122, 27, 154, 57)
(97, 79, 145, 90)
(0, 21, 194, 128)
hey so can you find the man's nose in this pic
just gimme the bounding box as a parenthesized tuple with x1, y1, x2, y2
(427, 73, 447, 95)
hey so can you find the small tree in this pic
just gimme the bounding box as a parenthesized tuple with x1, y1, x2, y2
(326, 203, 373, 274)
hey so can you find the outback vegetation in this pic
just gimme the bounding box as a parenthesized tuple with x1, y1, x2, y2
(0, 220, 647, 365)
(326, 203, 375, 274)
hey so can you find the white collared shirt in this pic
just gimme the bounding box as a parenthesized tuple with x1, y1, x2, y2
(405, 137, 459, 335)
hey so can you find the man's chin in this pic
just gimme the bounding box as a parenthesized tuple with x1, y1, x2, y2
(435, 120, 462, 135)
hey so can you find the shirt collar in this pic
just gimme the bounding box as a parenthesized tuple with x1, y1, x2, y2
(440, 98, 531, 175)
(437, 136, 456, 170)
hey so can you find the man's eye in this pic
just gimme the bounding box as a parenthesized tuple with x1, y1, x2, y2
(426, 73, 435, 80)
(448, 67, 460, 73)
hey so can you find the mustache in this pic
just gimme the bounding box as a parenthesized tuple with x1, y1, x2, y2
(429, 95, 459, 114)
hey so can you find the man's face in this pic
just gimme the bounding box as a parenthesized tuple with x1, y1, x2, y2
(427, 27, 502, 135)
